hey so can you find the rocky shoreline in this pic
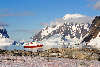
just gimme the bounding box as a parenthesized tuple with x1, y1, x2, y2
(0, 47, 100, 67)
(0, 48, 100, 61)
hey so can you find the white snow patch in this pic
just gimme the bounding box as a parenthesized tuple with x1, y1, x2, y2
(87, 32, 100, 48)
(0, 27, 13, 49)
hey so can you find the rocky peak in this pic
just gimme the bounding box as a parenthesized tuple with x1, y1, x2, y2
(0, 26, 9, 38)
(82, 16, 100, 45)
(33, 22, 90, 41)
(32, 14, 93, 41)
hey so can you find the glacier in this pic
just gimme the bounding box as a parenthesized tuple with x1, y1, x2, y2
(0, 26, 13, 49)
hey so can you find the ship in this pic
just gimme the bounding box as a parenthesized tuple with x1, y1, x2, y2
(23, 41, 43, 48)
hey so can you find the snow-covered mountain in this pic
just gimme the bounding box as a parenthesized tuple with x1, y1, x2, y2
(0, 26, 13, 49)
(0, 26, 9, 38)
(32, 14, 93, 48)
(82, 16, 100, 49)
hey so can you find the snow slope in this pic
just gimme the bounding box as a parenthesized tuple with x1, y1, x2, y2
(87, 32, 100, 48)
(32, 14, 93, 49)
(0, 26, 13, 49)
(81, 16, 100, 49)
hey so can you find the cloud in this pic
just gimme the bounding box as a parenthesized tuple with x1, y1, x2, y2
(50, 14, 94, 26)
(0, 22, 8, 26)
(50, 18, 65, 26)
(89, 0, 98, 1)
(0, 9, 34, 17)
(89, 0, 100, 10)
(40, 23, 49, 27)
(93, 1, 100, 10)
(13, 29, 34, 33)
(0, 12, 34, 17)
(0, 9, 9, 12)
(10, 29, 41, 41)
(12, 29, 40, 34)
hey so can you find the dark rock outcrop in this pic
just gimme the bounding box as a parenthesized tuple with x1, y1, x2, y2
(0, 48, 100, 61)
(33, 23, 90, 41)
(0, 27, 9, 38)
(82, 16, 100, 43)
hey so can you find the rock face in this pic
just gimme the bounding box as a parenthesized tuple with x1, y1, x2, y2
(41, 48, 100, 60)
(0, 48, 100, 61)
(0, 26, 9, 38)
(32, 14, 93, 48)
(32, 14, 92, 42)
(82, 16, 100, 48)
(33, 23, 90, 41)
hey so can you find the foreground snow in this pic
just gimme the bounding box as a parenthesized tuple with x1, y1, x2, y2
(0, 55, 100, 67)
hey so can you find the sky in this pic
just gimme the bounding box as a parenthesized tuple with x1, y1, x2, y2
(0, 0, 100, 41)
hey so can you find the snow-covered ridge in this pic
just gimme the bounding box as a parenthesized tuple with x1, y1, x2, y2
(87, 32, 100, 48)
(82, 16, 100, 49)
(33, 14, 93, 42)
(0, 26, 13, 49)
(31, 14, 95, 49)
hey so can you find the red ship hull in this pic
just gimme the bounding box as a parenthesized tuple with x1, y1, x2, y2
(24, 45, 43, 48)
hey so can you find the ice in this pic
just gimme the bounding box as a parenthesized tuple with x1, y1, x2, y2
(0, 55, 100, 67)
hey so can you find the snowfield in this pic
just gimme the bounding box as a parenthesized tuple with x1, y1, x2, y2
(0, 55, 100, 67)
(87, 32, 100, 49)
